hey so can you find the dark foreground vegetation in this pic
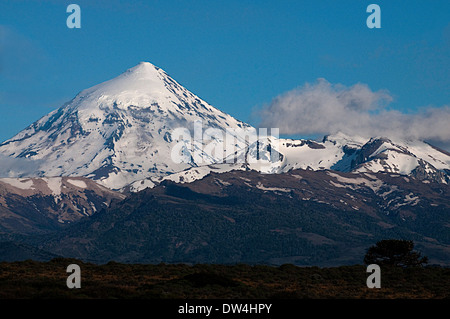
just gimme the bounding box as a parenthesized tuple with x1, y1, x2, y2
(0, 258, 448, 299)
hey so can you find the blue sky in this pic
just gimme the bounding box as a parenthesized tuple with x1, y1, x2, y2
(1, 0, 449, 146)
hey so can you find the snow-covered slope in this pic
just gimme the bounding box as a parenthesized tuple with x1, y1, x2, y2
(346, 137, 450, 183)
(1, 62, 449, 191)
(240, 132, 450, 182)
(0, 62, 251, 189)
(129, 132, 450, 191)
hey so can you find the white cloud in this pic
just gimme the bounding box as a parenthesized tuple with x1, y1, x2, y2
(257, 79, 450, 146)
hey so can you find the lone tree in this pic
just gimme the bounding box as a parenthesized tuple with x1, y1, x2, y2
(364, 239, 428, 267)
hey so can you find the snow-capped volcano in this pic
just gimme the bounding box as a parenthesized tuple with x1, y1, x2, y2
(0, 62, 251, 189)
(1, 62, 449, 191)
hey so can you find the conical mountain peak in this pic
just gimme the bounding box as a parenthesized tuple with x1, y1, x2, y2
(123, 61, 160, 78)
(0, 61, 250, 189)
(74, 61, 171, 109)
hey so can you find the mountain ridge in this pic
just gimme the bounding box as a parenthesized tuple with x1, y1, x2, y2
(0, 62, 449, 192)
